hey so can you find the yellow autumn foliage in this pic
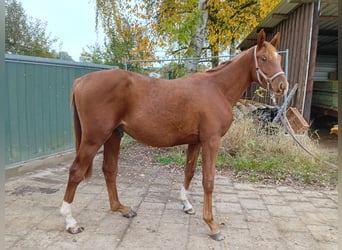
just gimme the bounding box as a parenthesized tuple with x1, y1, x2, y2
(95, 0, 280, 62)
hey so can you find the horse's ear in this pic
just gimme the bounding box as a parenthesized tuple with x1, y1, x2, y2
(270, 32, 280, 49)
(257, 29, 266, 48)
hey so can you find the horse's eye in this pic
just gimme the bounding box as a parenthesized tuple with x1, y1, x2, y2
(261, 56, 267, 62)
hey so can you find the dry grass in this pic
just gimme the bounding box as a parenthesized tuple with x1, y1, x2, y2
(221, 117, 320, 161)
(218, 116, 337, 187)
(153, 115, 337, 188)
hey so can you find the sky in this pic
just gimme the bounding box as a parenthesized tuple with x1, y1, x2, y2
(19, 0, 104, 61)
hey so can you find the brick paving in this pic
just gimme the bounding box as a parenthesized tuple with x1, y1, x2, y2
(5, 144, 338, 249)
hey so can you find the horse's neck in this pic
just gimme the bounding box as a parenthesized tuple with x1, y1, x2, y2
(210, 48, 254, 106)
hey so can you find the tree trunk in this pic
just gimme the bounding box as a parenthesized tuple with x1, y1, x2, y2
(184, 0, 208, 73)
(211, 48, 219, 68)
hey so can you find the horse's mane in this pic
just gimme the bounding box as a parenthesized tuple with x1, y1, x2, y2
(206, 48, 251, 73)
(206, 60, 233, 73)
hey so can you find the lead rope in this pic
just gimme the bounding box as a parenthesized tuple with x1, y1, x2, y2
(276, 92, 337, 168)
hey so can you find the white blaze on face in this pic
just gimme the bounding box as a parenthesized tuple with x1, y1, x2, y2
(274, 51, 278, 59)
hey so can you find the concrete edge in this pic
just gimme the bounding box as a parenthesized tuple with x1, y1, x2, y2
(5, 151, 75, 179)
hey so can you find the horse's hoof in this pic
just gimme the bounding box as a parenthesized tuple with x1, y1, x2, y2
(183, 206, 196, 215)
(66, 225, 85, 234)
(210, 232, 225, 241)
(123, 209, 137, 218)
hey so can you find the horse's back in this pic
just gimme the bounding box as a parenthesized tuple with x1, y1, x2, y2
(71, 68, 233, 147)
(73, 69, 134, 89)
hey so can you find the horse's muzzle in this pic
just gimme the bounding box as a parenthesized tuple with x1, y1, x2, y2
(280, 81, 289, 94)
(274, 80, 289, 96)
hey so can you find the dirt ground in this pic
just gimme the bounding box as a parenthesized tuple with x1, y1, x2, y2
(311, 115, 338, 156)
(315, 128, 338, 156)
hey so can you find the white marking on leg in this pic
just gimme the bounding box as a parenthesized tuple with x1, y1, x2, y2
(180, 186, 193, 211)
(60, 201, 77, 229)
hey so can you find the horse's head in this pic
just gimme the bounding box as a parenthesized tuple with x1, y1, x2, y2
(252, 29, 288, 96)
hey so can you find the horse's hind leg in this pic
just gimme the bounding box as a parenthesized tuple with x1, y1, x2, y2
(181, 143, 201, 215)
(102, 130, 137, 218)
(60, 140, 100, 234)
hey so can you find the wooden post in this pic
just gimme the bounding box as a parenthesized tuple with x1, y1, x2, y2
(302, 1, 320, 122)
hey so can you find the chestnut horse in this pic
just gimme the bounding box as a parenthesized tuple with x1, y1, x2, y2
(60, 30, 288, 241)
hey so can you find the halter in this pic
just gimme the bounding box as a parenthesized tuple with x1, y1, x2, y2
(253, 46, 285, 91)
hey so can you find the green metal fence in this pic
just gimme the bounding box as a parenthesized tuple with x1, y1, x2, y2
(5, 54, 116, 167)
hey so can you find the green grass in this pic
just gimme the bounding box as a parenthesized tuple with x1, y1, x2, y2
(155, 147, 186, 166)
(120, 134, 135, 148)
(153, 117, 338, 188)
(216, 152, 337, 186)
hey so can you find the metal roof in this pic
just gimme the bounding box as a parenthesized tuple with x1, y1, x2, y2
(239, 0, 338, 55)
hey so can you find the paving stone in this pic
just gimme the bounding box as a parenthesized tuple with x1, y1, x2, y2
(216, 202, 243, 214)
(319, 241, 338, 250)
(215, 193, 239, 203)
(252, 240, 287, 250)
(161, 209, 190, 224)
(272, 217, 308, 232)
(244, 209, 272, 223)
(282, 193, 310, 202)
(137, 201, 166, 215)
(233, 183, 256, 191)
(297, 211, 337, 227)
(224, 228, 253, 247)
(237, 190, 261, 199)
(301, 190, 325, 198)
(276, 186, 298, 193)
(266, 204, 296, 217)
(214, 213, 247, 230)
(4, 146, 338, 249)
(289, 201, 317, 212)
(215, 175, 232, 185)
(307, 224, 337, 242)
(309, 197, 338, 208)
(262, 195, 288, 205)
(281, 232, 318, 250)
(247, 221, 280, 241)
(240, 198, 266, 210)
(256, 187, 281, 196)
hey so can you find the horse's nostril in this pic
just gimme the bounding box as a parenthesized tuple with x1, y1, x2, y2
(280, 81, 285, 90)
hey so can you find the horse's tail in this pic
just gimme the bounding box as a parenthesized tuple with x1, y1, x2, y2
(71, 93, 82, 153)
(71, 82, 92, 180)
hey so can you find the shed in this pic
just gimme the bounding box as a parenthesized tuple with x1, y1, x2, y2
(239, 0, 338, 122)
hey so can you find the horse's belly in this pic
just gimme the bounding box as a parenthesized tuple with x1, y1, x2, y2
(123, 124, 199, 147)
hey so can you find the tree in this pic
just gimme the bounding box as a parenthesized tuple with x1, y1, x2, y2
(5, 0, 60, 58)
(95, 0, 157, 68)
(57, 51, 73, 61)
(153, 0, 280, 68)
(80, 43, 106, 64)
(94, 0, 280, 71)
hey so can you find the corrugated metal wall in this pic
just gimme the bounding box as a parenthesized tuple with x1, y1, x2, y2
(274, 3, 315, 113)
(314, 55, 338, 81)
(5, 54, 116, 167)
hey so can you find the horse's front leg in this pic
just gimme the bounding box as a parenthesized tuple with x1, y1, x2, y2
(181, 143, 201, 215)
(201, 137, 225, 241)
(102, 131, 137, 218)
